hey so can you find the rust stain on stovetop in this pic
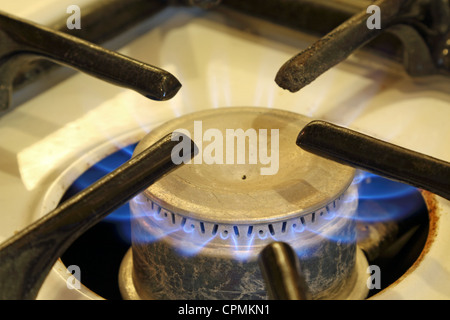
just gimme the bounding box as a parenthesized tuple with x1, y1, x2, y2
(414, 191, 440, 264)
(378, 191, 440, 295)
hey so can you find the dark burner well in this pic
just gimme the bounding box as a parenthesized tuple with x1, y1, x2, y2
(59, 144, 136, 300)
(60, 144, 429, 300)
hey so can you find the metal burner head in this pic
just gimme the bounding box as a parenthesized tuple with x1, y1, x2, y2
(119, 107, 369, 300)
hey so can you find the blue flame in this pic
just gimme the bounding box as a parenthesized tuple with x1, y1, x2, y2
(352, 171, 426, 223)
(62, 145, 428, 259)
(176, 232, 217, 257)
(61, 144, 137, 244)
(357, 172, 418, 200)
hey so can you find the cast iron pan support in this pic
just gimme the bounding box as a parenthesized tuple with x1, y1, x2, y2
(297, 121, 450, 202)
(258, 242, 312, 300)
(0, 134, 197, 300)
(0, 11, 181, 113)
(275, 0, 450, 92)
(259, 122, 450, 300)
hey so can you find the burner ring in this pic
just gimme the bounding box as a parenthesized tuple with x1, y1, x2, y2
(130, 188, 357, 256)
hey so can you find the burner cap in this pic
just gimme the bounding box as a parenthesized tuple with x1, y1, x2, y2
(133, 107, 354, 226)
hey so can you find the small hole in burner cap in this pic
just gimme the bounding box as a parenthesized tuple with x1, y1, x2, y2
(242, 175, 247, 180)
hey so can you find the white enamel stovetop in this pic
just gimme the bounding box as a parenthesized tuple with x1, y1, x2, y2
(1, 0, 449, 299)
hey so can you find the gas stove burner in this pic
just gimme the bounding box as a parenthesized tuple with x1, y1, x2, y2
(118, 107, 369, 300)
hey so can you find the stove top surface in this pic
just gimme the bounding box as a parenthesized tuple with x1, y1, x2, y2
(1, 0, 450, 300)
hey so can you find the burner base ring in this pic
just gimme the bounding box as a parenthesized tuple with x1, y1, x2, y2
(118, 246, 369, 300)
